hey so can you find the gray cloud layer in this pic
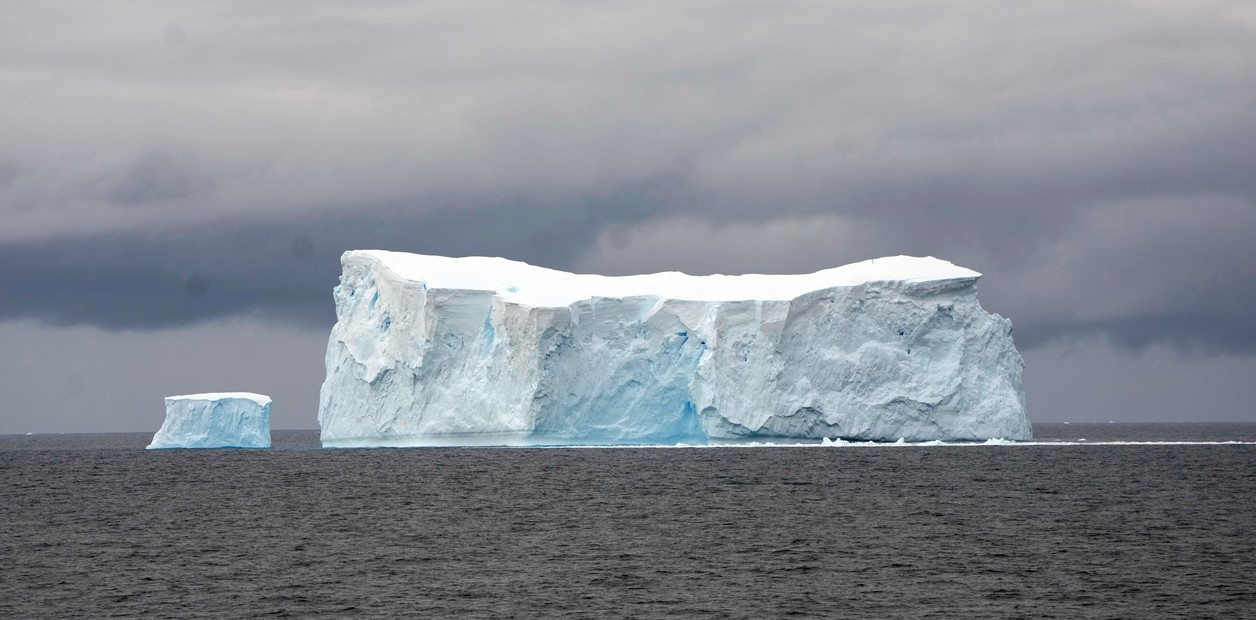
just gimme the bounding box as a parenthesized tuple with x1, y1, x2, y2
(3, 1, 1256, 357)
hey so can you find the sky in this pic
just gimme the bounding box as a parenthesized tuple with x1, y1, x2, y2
(2, 0, 1255, 433)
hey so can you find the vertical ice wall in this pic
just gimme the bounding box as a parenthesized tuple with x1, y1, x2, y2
(318, 251, 1029, 446)
(147, 392, 272, 449)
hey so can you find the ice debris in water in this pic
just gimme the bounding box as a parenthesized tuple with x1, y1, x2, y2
(318, 250, 1030, 447)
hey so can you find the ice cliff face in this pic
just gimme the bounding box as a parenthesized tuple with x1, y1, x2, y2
(318, 251, 1029, 447)
(147, 393, 272, 449)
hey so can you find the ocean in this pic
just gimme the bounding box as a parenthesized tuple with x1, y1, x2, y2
(2, 424, 1254, 618)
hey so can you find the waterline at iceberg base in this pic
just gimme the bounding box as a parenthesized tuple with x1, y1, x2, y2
(317, 251, 1029, 447)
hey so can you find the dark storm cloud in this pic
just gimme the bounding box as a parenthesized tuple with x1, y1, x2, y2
(0, 174, 697, 329)
(1, 0, 1255, 357)
(1024, 314, 1256, 356)
(3, 183, 1255, 356)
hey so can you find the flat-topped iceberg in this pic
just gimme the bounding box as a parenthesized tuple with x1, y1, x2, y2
(318, 251, 1029, 447)
(147, 392, 272, 449)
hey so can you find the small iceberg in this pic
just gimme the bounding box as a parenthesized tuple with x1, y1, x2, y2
(147, 392, 272, 449)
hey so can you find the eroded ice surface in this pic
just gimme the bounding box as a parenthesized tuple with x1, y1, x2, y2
(147, 392, 272, 449)
(318, 251, 1029, 447)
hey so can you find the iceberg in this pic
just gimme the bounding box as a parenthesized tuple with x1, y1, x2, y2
(147, 392, 272, 449)
(318, 251, 1029, 447)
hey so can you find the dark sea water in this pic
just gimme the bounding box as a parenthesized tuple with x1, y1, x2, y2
(2, 424, 1254, 619)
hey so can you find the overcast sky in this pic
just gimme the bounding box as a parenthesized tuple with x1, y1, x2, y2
(3, 0, 1255, 433)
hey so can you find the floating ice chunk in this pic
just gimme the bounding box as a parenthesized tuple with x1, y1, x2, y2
(318, 251, 1030, 447)
(147, 392, 272, 449)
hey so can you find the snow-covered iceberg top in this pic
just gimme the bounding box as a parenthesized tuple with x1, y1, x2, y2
(319, 251, 1029, 447)
(165, 392, 272, 406)
(357, 250, 982, 306)
(147, 392, 272, 449)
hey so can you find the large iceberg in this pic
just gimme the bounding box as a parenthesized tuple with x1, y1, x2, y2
(147, 392, 272, 449)
(318, 251, 1029, 447)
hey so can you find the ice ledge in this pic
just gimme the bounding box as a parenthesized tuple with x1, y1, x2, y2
(349, 250, 981, 307)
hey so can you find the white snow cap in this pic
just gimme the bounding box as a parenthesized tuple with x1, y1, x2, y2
(355, 250, 981, 307)
(165, 392, 272, 405)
